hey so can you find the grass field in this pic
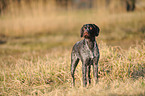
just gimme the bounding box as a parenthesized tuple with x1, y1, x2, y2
(0, 41, 145, 95)
(0, 1, 145, 96)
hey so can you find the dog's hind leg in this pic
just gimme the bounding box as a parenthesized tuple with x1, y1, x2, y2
(71, 53, 79, 87)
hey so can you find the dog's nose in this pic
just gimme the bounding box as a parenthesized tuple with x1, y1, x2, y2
(84, 31, 88, 35)
(83, 31, 89, 37)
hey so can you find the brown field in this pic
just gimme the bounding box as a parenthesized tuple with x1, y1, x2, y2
(0, 1, 145, 95)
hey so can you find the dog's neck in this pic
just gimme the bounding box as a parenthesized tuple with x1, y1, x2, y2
(84, 37, 96, 50)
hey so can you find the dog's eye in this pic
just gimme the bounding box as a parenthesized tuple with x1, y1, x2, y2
(83, 26, 87, 30)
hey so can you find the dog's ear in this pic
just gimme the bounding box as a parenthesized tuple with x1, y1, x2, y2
(92, 24, 100, 36)
(80, 26, 84, 37)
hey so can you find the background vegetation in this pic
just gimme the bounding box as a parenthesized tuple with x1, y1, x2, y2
(0, 0, 145, 95)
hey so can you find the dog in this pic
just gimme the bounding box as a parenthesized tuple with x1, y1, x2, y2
(71, 24, 100, 87)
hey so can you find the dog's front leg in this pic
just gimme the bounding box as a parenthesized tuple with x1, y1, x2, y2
(93, 64, 98, 84)
(87, 65, 91, 85)
(82, 63, 87, 87)
(93, 57, 99, 84)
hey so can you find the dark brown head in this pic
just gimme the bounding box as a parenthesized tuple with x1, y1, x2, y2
(80, 24, 100, 39)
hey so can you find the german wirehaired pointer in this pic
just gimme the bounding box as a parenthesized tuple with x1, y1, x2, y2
(71, 24, 100, 87)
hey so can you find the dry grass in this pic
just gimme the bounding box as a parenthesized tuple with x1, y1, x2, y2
(0, 1, 145, 38)
(0, 1, 145, 96)
(0, 41, 145, 96)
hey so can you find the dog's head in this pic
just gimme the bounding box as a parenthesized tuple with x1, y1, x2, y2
(80, 24, 100, 39)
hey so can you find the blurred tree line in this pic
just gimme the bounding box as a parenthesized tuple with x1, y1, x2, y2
(0, 0, 136, 14)
(55, 0, 136, 11)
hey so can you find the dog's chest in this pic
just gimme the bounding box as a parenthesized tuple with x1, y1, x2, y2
(80, 42, 99, 59)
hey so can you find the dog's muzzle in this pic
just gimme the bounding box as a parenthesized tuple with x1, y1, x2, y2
(83, 31, 90, 38)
